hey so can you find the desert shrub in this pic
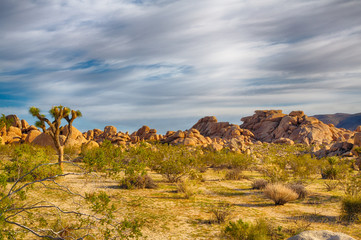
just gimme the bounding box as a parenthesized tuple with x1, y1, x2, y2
(264, 183, 298, 205)
(323, 180, 339, 191)
(176, 180, 198, 199)
(209, 202, 232, 223)
(252, 179, 269, 190)
(287, 183, 308, 199)
(288, 154, 320, 182)
(82, 140, 123, 175)
(225, 169, 244, 180)
(353, 147, 361, 155)
(320, 156, 351, 180)
(261, 163, 289, 183)
(4, 144, 61, 182)
(341, 196, 361, 222)
(223, 218, 285, 240)
(0, 114, 13, 131)
(120, 150, 157, 189)
(202, 150, 253, 170)
(63, 145, 81, 160)
(149, 145, 200, 182)
(120, 174, 157, 190)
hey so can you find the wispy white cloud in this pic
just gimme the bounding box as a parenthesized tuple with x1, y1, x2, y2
(1, 0, 361, 133)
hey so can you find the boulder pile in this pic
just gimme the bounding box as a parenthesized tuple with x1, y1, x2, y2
(241, 110, 356, 157)
(1, 111, 360, 158)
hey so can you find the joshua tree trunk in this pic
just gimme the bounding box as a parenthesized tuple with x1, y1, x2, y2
(58, 146, 64, 171)
(29, 106, 82, 172)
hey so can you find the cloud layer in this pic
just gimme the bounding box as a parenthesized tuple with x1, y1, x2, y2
(1, 0, 361, 133)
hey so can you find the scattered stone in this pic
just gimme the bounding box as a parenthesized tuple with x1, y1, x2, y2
(287, 230, 356, 240)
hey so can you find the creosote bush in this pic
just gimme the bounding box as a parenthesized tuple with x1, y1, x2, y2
(120, 174, 157, 190)
(209, 202, 232, 224)
(4, 144, 61, 182)
(176, 180, 198, 199)
(321, 156, 351, 180)
(82, 140, 123, 175)
(264, 183, 299, 205)
(341, 196, 361, 222)
(223, 218, 286, 240)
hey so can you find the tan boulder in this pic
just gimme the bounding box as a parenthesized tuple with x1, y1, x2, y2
(273, 138, 294, 145)
(60, 125, 83, 139)
(210, 142, 223, 151)
(354, 132, 361, 147)
(289, 110, 305, 118)
(8, 126, 22, 137)
(192, 116, 230, 137)
(25, 130, 42, 143)
(27, 125, 38, 131)
(84, 130, 94, 140)
(183, 137, 197, 146)
(32, 133, 55, 148)
(0, 126, 6, 137)
(135, 125, 150, 137)
(356, 125, 361, 132)
(93, 129, 103, 139)
(0, 136, 3, 145)
(21, 119, 29, 130)
(6, 115, 21, 128)
(104, 126, 117, 136)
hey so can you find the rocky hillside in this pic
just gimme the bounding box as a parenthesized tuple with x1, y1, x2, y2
(1, 110, 361, 159)
(313, 112, 361, 131)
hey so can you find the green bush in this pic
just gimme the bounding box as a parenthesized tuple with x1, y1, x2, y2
(223, 218, 285, 240)
(341, 196, 361, 222)
(176, 180, 198, 199)
(4, 144, 61, 182)
(320, 156, 351, 180)
(82, 140, 123, 175)
(0, 114, 13, 131)
(288, 154, 320, 182)
(149, 145, 200, 182)
(209, 202, 232, 224)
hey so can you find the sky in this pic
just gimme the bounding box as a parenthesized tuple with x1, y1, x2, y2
(1, 0, 361, 134)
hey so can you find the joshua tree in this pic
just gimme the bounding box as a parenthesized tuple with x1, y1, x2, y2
(29, 106, 82, 171)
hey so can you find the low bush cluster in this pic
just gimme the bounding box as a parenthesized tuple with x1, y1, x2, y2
(223, 218, 285, 240)
(264, 183, 299, 205)
(4, 144, 61, 182)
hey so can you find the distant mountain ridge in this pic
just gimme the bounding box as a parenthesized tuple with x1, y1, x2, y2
(312, 112, 361, 131)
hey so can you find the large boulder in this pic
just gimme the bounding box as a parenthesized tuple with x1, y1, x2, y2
(354, 132, 361, 147)
(60, 125, 84, 141)
(6, 115, 21, 128)
(25, 130, 42, 143)
(132, 125, 161, 142)
(287, 230, 355, 240)
(104, 126, 117, 136)
(192, 116, 231, 137)
(32, 133, 55, 148)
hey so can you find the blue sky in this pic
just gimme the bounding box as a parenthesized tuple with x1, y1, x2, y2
(1, 0, 361, 133)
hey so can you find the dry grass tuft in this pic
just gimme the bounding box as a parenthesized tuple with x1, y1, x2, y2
(251, 179, 268, 190)
(264, 183, 298, 205)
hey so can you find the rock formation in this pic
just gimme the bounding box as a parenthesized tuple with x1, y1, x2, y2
(1, 112, 360, 157)
(287, 230, 355, 240)
(241, 110, 356, 156)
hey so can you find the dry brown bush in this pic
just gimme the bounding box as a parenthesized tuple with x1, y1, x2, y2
(264, 183, 298, 205)
(252, 179, 268, 190)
